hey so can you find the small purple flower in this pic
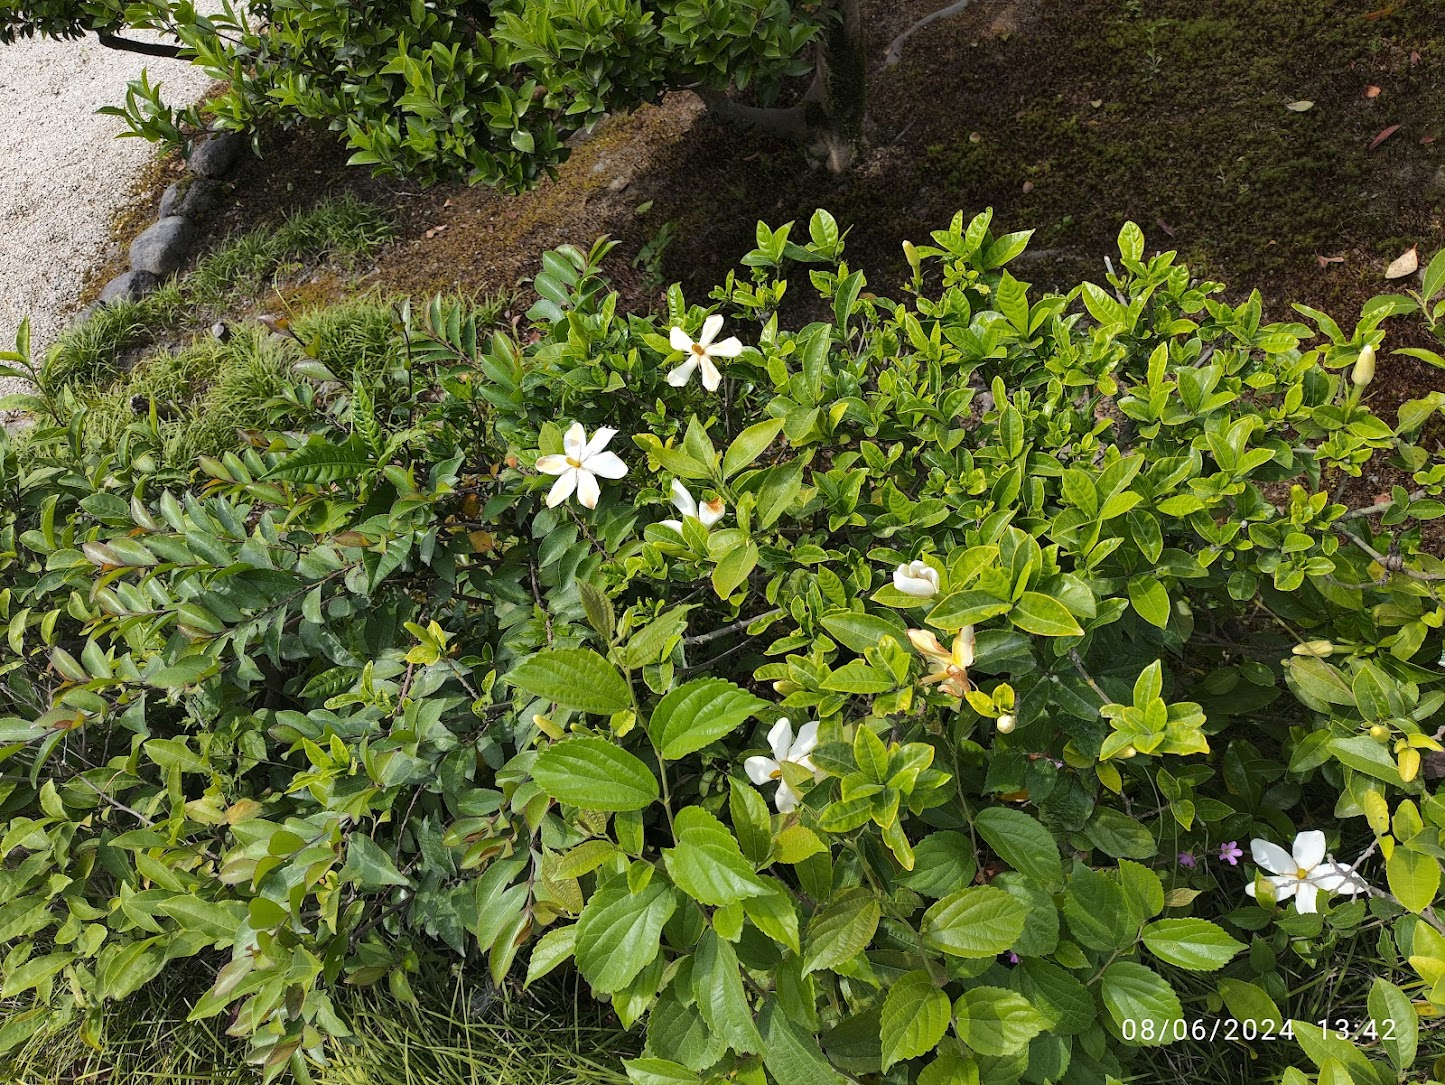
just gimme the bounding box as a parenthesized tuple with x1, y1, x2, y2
(1219, 841, 1243, 866)
(1177, 851, 1197, 869)
(1007, 952, 1020, 965)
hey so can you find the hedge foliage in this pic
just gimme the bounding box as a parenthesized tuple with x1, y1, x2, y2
(4, 213, 1445, 1084)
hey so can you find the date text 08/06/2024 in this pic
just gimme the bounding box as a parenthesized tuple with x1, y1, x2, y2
(1119, 1018, 1400, 1043)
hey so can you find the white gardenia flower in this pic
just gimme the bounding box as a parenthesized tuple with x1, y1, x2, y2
(1244, 830, 1367, 914)
(666, 314, 745, 392)
(893, 560, 940, 598)
(659, 478, 726, 533)
(744, 718, 821, 813)
(534, 422, 628, 510)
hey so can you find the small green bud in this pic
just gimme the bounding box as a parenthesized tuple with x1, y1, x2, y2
(1351, 343, 1375, 387)
(1292, 639, 1335, 658)
(902, 240, 921, 275)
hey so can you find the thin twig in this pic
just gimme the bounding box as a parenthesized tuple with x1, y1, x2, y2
(1068, 649, 1110, 705)
(1335, 525, 1445, 582)
(683, 608, 784, 647)
(76, 774, 222, 863)
(1340, 489, 1428, 521)
(882, 0, 981, 66)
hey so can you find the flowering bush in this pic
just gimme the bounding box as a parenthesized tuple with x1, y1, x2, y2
(4, 218, 1445, 1084)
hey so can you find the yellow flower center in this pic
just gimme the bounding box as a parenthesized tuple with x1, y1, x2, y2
(566, 457, 582, 468)
(770, 767, 782, 780)
(1296, 867, 1309, 879)
(691, 343, 707, 356)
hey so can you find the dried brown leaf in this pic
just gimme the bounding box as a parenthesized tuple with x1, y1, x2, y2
(1286, 100, 1314, 112)
(1365, 85, 1381, 98)
(1384, 246, 1419, 280)
(1368, 123, 1401, 151)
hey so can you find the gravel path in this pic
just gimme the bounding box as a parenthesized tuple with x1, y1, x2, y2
(0, 28, 218, 396)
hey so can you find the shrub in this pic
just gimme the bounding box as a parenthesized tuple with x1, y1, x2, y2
(3, 215, 1445, 1085)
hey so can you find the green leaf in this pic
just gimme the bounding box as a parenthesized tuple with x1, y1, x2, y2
(624, 1058, 702, 1085)
(574, 879, 675, 993)
(1019, 959, 1094, 1034)
(922, 886, 1026, 958)
(759, 998, 848, 1085)
(1329, 735, 1403, 784)
(1, 951, 75, 997)
(822, 662, 895, 694)
(881, 970, 952, 1070)
(724, 417, 787, 479)
(820, 611, 907, 654)
(804, 888, 880, 974)
(1290, 1021, 1380, 1084)
(1063, 866, 1131, 951)
(264, 434, 373, 483)
(1368, 977, 1417, 1073)
(693, 930, 762, 1054)
(1216, 978, 1283, 1032)
(344, 834, 411, 888)
(533, 738, 659, 811)
(525, 925, 576, 987)
(1010, 592, 1084, 637)
(953, 986, 1047, 1057)
(1141, 919, 1245, 971)
(1386, 847, 1440, 913)
(649, 678, 769, 760)
(663, 807, 767, 905)
(925, 591, 1012, 631)
(1083, 808, 1159, 859)
(155, 896, 246, 944)
(713, 541, 758, 599)
(1099, 962, 1182, 1046)
(896, 832, 976, 898)
(1127, 576, 1170, 629)
(506, 648, 632, 715)
(974, 808, 1063, 889)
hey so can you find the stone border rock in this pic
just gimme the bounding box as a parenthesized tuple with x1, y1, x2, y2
(92, 130, 249, 309)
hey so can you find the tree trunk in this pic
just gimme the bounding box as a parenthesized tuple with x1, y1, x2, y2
(694, 0, 867, 173)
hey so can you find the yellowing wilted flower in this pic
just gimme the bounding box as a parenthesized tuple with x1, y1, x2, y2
(658, 478, 725, 533)
(744, 718, 820, 813)
(908, 625, 975, 700)
(667, 315, 745, 392)
(893, 560, 940, 598)
(1244, 830, 1366, 914)
(996, 713, 1016, 734)
(534, 423, 628, 509)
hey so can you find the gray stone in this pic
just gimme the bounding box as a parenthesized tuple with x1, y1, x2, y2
(129, 216, 195, 277)
(187, 131, 247, 179)
(99, 270, 161, 304)
(158, 176, 224, 220)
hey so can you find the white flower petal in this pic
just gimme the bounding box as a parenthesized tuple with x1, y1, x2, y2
(699, 313, 724, 348)
(575, 470, 601, 510)
(562, 422, 587, 461)
(708, 336, 744, 359)
(699, 498, 726, 527)
(700, 356, 723, 392)
(1272, 878, 1298, 902)
(545, 470, 577, 508)
(954, 625, 976, 668)
(767, 718, 794, 763)
(582, 426, 618, 460)
(1292, 830, 1327, 872)
(908, 628, 950, 661)
(774, 780, 800, 813)
(585, 451, 628, 480)
(669, 326, 694, 353)
(744, 755, 779, 785)
(670, 478, 698, 517)
(1311, 864, 1366, 894)
(1294, 882, 1320, 914)
(534, 454, 571, 475)
(666, 359, 698, 387)
(658, 518, 683, 533)
(789, 721, 820, 762)
(1251, 839, 1296, 877)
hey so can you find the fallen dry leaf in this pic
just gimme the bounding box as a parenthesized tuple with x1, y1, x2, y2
(1411, 50, 1422, 64)
(1362, 3, 1397, 18)
(1369, 123, 1402, 151)
(1365, 84, 1381, 98)
(1385, 246, 1419, 280)
(1423, 135, 1438, 145)
(1286, 100, 1314, 112)
(424, 224, 449, 239)
(442, 198, 453, 208)
(1156, 217, 1176, 237)
(1316, 254, 1346, 268)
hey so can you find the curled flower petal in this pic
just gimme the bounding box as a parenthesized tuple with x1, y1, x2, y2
(894, 561, 940, 598)
(670, 478, 698, 517)
(667, 359, 699, 387)
(700, 356, 723, 392)
(699, 497, 726, 526)
(1292, 830, 1327, 872)
(708, 336, 745, 359)
(1250, 839, 1296, 877)
(790, 721, 820, 764)
(1294, 883, 1320, 914)
(562, 422, 587, 461)
(535, 454, 571, 476)
(669, 326, 693, 352)
(699, 313, 725, 347)
(545, 470, 577, 508)
(658, 518, 683, 533)
(576, 470, 601, 509)
(767, 718, 794, 763)
(585, 451, 628, 480)
(582, 426, 619, 460)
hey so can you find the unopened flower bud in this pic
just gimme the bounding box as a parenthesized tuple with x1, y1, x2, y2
(1369, 724, 1389, 742)
(996, 713, 1016, 734)
(1351, 343, 1375, 387)
(902, 240, 921, 275)
(1292, 639, 1335, 658)
(1118, 744, 1138, 759)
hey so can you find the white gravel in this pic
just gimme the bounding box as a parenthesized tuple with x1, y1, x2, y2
(0, 27, 219, 395)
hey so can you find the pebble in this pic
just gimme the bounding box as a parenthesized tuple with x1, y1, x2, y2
(187, 130, 247, 179)
(129, 216, 195, 277)
(98, 270, 161, 304)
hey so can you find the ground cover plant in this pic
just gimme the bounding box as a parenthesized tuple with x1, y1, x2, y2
(3, 211, 1445, 1085)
